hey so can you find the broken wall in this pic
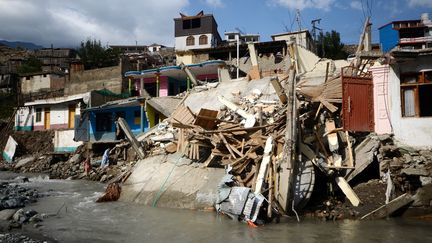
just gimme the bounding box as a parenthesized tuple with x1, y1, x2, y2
(54, 129, 83, 152)
(15, 107, 33, 131)
(66, 65, 123, 95)
(228, 54, 290, 78)
(20, 75, 51, 94)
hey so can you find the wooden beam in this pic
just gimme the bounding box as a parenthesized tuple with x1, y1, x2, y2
(335, 177, 361, 207)
(117, 117, 145, 159)
(361, 193, 414, 220)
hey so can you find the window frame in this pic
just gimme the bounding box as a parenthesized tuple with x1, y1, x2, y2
(199, 35, 208, 45)
(186, 36, 195, 46)
(35, 108, 42, 122)
(400, 71, 432, 117)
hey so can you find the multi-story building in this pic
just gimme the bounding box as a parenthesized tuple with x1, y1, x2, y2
(174, 11, 222, 51)
(379, 13, 432, 52)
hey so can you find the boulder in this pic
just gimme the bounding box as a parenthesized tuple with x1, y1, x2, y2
(0, 209, 17, 220)
(14, 156, 35, 169)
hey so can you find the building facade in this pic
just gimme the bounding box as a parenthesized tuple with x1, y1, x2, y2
(174, 11, 222, 52)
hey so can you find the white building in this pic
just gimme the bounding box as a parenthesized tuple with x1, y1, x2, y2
(224, 31, 260, 44)
(174, 11, 222, 52)
(371, 50, 432, 148)
(14, 91, 119, 152)
(271, 30, 315, 51)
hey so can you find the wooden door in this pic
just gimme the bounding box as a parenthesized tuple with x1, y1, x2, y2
(68, 105, 75, 128)
(44, 108, 50, 129)
(342, 76, 374, 132)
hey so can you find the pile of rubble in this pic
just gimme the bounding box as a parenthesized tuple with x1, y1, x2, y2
(0, 180, 47, 231)
(12, 145, 138, 183)
(0, 181, 39, 210)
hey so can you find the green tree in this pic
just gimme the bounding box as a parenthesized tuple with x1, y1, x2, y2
(17, 56, 42, 74)
(316, 30, 348, 60)
(77, 38, 120, 69)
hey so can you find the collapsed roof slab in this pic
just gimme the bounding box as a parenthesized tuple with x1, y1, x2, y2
(184, 77, 279, 114)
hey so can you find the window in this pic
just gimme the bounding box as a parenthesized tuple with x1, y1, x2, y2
(186, 36, 195, 46)
(182, 18, 201, 29)
(199, 35, 208, 45)
(35, 108, 42, 122)
(401, 71, 432, 117)
(134, 111, 141, 125)
(95, 112, 112, 132)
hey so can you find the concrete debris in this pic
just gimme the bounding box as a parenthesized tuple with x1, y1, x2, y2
(361, 193, 414, 220)
(1, 37, 432, 227)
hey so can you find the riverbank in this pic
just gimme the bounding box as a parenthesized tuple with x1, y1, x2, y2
(0, 172, 431, 242)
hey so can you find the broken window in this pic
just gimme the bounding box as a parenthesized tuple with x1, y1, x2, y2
(186, 36, 195, 46)
(199, 35, 208, 45)
(35, 108, 42, 122)
(401, 71, 432, 117)
(95, 112, 112, 132)
(182, 18, 201, 29)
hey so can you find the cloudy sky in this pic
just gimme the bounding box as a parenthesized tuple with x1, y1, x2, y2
(0, 0, 431, 48)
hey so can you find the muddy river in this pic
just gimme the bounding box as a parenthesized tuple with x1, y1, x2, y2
(1, 172, 432, 243)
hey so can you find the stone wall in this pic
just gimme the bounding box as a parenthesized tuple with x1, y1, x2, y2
(66, 65, 123, 95)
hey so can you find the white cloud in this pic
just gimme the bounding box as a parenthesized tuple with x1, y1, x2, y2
(350, 1, 362, 10)
(408, 0, 432, 8)
(205, 0, 224, 8)
(270, 0, 335, 11)
(0, 0, 189, 47)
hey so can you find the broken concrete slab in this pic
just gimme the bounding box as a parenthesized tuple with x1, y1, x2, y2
(412, 184, 432, 207)
(119, 153, 225, 209)
(401, 167, 430, 177)
(361, 193, 414, 220)
(0, 209, 17, 221)
(117, 117, 145, 159)
(345, 136, 380, 182)
(14, 156, 35, 169)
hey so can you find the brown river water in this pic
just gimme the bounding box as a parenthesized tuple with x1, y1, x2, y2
(2, 172, 432, 243)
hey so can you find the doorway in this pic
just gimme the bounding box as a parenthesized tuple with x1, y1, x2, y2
(44, 108, 50, 130)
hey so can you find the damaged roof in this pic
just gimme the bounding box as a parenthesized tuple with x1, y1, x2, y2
(146, 96, 182, 117)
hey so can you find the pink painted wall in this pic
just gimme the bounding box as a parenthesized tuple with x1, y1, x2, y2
(134, 76, 168, 97)
(159, 78, 168, 97)
(370, 64, 392, 134)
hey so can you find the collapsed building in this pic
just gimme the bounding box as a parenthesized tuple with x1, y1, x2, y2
(1, 12, 432, 225)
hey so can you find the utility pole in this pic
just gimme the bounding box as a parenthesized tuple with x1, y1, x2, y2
(295, 9, 302, 31)
(311, 19, 322, 54)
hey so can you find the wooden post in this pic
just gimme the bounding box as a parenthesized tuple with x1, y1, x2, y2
(276, 65, 297, 213)
(117, 117, 145, 159)
(270, 77, 288, 104)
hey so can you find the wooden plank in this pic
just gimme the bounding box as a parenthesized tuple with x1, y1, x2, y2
(194, 108, 219, 130)
(345, 131, 354, 168)
(218, 133, 237, 159)
(361, 193, 414, 220)
(335, 177, 361, 207)
(255, 136, 273, 194)
(171, 105, 195, 127)
(270, 77, 288, 104)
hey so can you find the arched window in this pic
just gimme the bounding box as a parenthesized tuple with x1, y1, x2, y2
(199, 35, 208, 45)
(186, 36, 195, 46)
